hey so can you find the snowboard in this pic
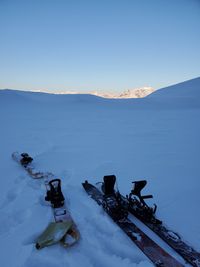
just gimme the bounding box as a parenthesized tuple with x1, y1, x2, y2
(12, 152, 80, 249)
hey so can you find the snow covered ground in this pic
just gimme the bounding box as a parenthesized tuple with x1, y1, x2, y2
(0, 77, 199, 266)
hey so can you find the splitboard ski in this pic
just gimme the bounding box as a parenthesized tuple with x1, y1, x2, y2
(122, 179, 200, 267)
(82, 180, 183, 267)
(12, 152, 80, 249)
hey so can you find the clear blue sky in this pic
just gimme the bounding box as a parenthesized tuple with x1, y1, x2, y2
(0, 0, 200, 92)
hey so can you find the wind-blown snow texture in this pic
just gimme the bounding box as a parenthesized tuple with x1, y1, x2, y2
(0, 77, 200, 267)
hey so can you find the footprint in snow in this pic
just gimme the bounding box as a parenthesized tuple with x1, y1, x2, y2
(22, 255, 61, 267)
(0, 183, 24, 209)
(0, 208, 31, 237)
(0, 212, 16, 236)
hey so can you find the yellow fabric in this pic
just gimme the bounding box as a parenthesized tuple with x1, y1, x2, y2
(60, 225, 80, 247)
(36, 221, 73, 249)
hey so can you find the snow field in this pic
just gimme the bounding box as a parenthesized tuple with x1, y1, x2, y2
(0, 77, 199, 266)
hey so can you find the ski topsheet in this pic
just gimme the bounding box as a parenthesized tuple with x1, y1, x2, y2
(82, 180, 183, 267)
(120, 193, 200, 267)
(12, 152, 80, 249)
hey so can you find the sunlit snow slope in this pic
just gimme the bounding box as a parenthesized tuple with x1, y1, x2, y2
(0, 77, 199, 267)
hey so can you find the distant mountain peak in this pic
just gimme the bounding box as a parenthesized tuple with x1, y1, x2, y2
(47, 87, 154, 99)
(90, 87, 154, 99)
(117, 87, 154, 98)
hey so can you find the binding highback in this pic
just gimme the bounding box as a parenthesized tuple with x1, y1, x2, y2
(103, 175, 116, 195)
(45, 179, 65, 208)
(131, 180, 153, 206)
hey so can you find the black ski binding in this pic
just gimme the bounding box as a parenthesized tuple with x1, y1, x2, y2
(45, 179, 65, 208)
(101, 175, 116, 195)
(20, 153, 33, 167)
(102, 175, 128, 221)
(128, 180, 162, 224)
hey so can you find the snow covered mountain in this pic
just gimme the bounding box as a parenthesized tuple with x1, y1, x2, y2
(0, 77, 199, 267)
(29, 86, 154, 98)
(89, 87, 154, 98)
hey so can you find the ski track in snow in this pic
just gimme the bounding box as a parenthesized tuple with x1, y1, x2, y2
(0, 78, 200, 267)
